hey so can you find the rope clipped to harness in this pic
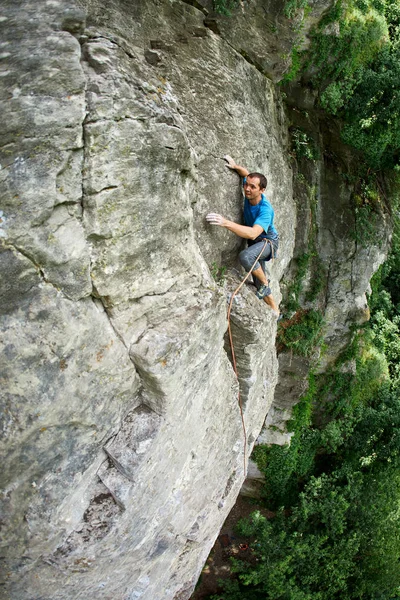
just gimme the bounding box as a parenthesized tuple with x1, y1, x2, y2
(227, 239, 272, 475)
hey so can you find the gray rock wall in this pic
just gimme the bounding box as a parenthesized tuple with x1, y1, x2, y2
(1, 1, 295, 598)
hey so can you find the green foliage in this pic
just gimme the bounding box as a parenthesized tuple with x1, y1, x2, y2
(370, 206, 400, 314)
(283, 180, 327, 312)
(210, 261, 226, 284)
(278, 309, 325, 356)
(252, 380, 317, 507)
(214, 0, 400, 169)
(371, 311, 400, 378)
(283, 46, 303, 82)
(305, 254, 326, 302)
(212, 0, 239, 15)
(294, 1, 400, 169)
(347, 175, 385, 246)
(284, 0, 310, 19)
(341, 44, 400, 169)
(216, 386, 400, 600)
(284, 252, 311, 312)
(368, 213, 400, 379)
(320, 79, 356, 115)
(318, 344, 388, 420)
(291, 128, 319, 161)
(306, 2, 388, 87)
(283, 5, 312, 82)
(353, 201, 380, 245)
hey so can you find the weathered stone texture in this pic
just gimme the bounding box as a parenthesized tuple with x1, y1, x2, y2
(1, 1, 294, 599)
(195, 0, 335, 82)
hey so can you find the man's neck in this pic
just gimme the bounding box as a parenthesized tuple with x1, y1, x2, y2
(249, 193, 263, 206)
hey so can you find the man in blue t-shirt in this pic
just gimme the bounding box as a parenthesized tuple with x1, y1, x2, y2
(206, 155, 280, 317)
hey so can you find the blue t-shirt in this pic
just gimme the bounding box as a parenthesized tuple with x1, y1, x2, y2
(243, 194, 279, 241)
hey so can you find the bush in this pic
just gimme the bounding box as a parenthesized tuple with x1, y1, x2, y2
(306, 3, 388, 87)
(303, 1, 400, 170)
(215, 387, 400, 600)
(341, 45, 400, 169)
(278, 309, 325, 357)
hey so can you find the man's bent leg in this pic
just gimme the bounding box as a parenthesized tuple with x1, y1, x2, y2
(239, 243, 280, 316)
(239, 243, 272, 275)
(252, 265, 268, 286)
(263, 293, 279, 315)
(250, 267, 280, 317)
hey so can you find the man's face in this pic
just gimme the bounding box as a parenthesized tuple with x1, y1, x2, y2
(244, 176, 264, 202)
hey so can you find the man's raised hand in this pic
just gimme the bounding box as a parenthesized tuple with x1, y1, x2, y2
(206, 213, 225, 226)
(223, 155, 236, 170)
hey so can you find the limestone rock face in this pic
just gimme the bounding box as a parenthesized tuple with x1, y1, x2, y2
(0, 1, 390, 599)
(1, 1, 294, 598)
(196, 0, 335, 82)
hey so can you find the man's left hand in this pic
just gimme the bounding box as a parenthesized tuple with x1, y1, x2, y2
(206, 213, 225, 226)
(223, 155, 236, 170)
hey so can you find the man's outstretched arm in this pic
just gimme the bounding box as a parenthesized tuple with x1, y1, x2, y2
(206, 155, 259, 239)
(206, 213, 263, 240)
(224, 155, 249, 178)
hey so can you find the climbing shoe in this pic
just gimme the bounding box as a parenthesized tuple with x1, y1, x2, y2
(256, 283, 271, 299)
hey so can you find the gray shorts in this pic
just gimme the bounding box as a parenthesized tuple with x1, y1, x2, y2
(239, 239, 278, 292)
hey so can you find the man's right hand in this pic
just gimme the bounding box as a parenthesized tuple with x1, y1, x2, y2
(223, 155, 237, 170)
(206, 213, 225, 226)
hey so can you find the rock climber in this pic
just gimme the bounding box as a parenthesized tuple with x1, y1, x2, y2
(206, 155, 280, 316)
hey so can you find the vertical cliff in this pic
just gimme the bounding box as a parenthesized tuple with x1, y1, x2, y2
(0, 1, 390, 599)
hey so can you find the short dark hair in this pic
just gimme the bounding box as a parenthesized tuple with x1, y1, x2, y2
(247, 172, 267, 190)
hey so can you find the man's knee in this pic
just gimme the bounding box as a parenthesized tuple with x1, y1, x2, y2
(239, 248, 253, 272)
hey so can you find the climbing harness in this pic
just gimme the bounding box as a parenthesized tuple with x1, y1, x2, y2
(227, 239, 275, 475)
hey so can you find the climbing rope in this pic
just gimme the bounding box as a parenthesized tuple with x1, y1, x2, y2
(227, 239, 274, 475)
